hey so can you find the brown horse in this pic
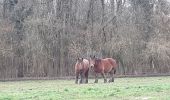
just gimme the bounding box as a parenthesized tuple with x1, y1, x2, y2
(75, 58, 89, 84)
(89, 55, 117, 83)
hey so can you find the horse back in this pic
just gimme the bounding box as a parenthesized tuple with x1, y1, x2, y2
(106, 58, 117, 68)
(102, 58, 117, 72)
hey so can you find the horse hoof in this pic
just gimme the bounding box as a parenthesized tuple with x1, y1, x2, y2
(94, 81, 98, 83)
(104, 79, 107, 83)
(109, 79, 114, 83)
(112, 79, 114, 82)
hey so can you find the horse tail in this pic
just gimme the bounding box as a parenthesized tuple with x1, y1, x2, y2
(109, 58, 117, 74)
(114, 69, 116, 74)
(113, 59, 118, 75)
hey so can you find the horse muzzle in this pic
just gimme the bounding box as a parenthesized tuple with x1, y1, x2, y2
(90, 65, 94, 69)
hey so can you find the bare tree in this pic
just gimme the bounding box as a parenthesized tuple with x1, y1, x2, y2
(0, 0, 170, 79)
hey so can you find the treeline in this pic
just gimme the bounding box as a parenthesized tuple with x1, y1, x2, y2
(0, 0, 170, 79)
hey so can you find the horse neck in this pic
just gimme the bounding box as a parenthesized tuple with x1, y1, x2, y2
(80, 62, 85, 68)
(95, 58, 102, 66)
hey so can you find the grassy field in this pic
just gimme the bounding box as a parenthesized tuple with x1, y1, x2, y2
(0, 76, 170, 100)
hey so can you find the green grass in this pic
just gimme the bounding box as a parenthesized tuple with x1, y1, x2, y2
(0, 76, 170, 100)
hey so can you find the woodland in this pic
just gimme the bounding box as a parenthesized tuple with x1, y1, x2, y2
(0, 0, 170, 79)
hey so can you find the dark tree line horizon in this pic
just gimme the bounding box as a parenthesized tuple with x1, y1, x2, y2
(0, 0, 170, 79)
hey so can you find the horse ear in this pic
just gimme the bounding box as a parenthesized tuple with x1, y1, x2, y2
(93, 55, 95, 58)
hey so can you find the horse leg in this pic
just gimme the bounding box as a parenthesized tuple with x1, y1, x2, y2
(112, 69, 116, 82)
(79, 72, 84, 84)
(94, 73, 98, 83)
(85, 70, 89, 84)
(101, 72, 107, 83)
(75, 72, 79, 84)
(109, 69, 115, 82)
(109, 72, 114, 83)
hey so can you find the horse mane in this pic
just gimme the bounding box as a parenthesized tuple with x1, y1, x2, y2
(94, 58, 102, 66)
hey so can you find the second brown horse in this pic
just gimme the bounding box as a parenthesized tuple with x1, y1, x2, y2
(89, 55, 117, 83)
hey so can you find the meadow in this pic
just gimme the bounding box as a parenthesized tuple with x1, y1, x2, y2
(0, 76, 170, 100)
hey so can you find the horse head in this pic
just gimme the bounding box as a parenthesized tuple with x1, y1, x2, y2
(89, 55, 96, 69)
(77, 57, 83, 63)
